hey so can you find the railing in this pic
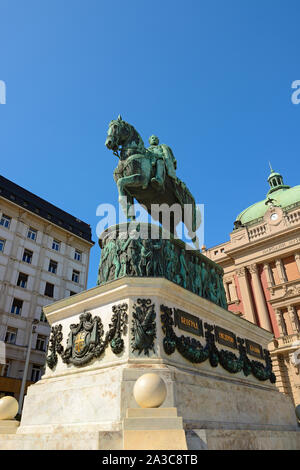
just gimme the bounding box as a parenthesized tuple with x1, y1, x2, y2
(286, 209, 300, 225)
(248, 223, 267, 241)
(282, 333, 300, 345)
(268, 278, 300, 300)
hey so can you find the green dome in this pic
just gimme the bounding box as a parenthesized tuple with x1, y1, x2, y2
(235, 169, 300, 226)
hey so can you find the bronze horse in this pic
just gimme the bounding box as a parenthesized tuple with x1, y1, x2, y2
(105, 116, 200, 248)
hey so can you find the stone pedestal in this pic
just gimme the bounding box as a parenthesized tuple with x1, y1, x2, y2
(0, 420, 19, 434)
(0, 277, 299, 449)
(123, 408, 187, 450)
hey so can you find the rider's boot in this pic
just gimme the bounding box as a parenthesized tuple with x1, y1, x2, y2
(151, 160, 165, 191)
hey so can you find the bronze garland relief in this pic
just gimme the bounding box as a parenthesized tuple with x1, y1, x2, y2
(160, 305, 276, 383)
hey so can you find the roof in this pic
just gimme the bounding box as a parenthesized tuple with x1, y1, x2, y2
(235, 169, 300, 226)
(0, 174, 94, 244)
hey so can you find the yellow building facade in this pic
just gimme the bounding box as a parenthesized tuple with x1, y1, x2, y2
(205, 168, 300, 407)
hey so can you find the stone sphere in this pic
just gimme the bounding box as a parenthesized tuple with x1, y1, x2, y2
(0, 396, 18, 420)
(295, 404, 300, 421)
(133, 373, 167, 408)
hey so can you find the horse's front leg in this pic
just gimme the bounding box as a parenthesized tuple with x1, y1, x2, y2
(117, 175, 143, 220)
(117, 173, 148, 199)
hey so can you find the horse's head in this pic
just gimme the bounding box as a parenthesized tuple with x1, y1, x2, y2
(105, 115, 131, 152)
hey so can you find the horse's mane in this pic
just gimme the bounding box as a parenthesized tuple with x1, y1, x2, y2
(122, 121, 145, 150)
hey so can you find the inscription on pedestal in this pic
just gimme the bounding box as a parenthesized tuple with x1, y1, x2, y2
(246, 339, 263, 359)
(214, 326, 237, 349)
(174, 309, 203, 337)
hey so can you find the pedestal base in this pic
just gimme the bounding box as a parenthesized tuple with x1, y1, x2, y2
(186, 428, 300, 450)
(0, 420, 19, 434)
(123, 408, 187, 450)
(1, 277, 298, 450)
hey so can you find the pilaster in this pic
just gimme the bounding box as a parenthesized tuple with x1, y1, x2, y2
(275, 259, 287, 284)
(263, 262, 273, 288)
(236, 267, 256, 323)
(248, 263, 272, 331)
(295, 253, 300, 276)
(288, 305, 300, 334)
(275, 308, 287, 336)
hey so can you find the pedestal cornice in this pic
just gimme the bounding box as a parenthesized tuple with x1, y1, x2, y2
(43, 277, 273, 344)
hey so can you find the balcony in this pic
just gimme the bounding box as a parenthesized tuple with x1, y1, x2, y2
(248, 223, 267, 241)
(273, 333, 300, 352)
(268, 278, 300, 304)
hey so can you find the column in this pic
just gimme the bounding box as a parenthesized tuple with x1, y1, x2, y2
(249, 263, 272, 331)
(275, 308, 287, 336)
(295, 253, 300, 276)
(229, 277, 238, 301)
(275, 258, 287, 283)
(236, 267, 256, 324)
(263, 262, 273, 288)
(289, 351, 300, 406)
(288, 305, 300, 334)
(270, 352, 287, 395)
(223, 278, 230, 303)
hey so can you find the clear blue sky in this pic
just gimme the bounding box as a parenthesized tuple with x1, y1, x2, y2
(1, 0, 299, 289)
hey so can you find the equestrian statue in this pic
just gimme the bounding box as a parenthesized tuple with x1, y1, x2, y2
(105, 115, 200, 248)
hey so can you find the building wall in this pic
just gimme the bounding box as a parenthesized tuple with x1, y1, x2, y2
(0, 195, 93, 399)
(205, 203, 300, 406)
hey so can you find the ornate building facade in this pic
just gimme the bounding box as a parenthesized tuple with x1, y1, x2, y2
(205, 168, 300, 406)
(0, 175, 94, 399)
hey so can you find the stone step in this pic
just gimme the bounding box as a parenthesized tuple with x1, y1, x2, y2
(126, 407, 178, 418)
(123, 416, 183, 431)
(0, 420, 19, 434)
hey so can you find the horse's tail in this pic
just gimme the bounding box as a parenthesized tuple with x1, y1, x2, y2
(175, 180, 200, 247)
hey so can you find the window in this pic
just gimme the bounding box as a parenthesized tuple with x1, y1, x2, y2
(0, 360, 11, 378)
(31, 365, 42, 382)
(22, 249, 33, 264)
(52, 239, 60, 251)
(0, 239, 5, 252)
(40, 310, 48, 323)
(228, 282, 238, 302)
(17, 273, 28, 288)
(283, 255, 299, 282)
(27, 227, 37, 241)
(70, 291, 76, 296)
(74, 249, 82, 262)
(44, 282, 54, 298)
(11, 298, 23, 315)
(48, 260, 58, 274)
(0, 214, 11, 229)
(5, 327, 17, 344)
(36, 335, 47, 352)
(72, 270, 79, 283)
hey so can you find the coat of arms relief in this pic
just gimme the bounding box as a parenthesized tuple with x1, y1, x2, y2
(46, 303, 128, 368)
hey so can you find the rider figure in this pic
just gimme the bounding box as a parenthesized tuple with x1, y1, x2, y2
(148, 135, 177, 190)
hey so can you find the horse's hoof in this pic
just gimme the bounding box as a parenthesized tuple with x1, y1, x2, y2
(151, 178, 164, 191)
